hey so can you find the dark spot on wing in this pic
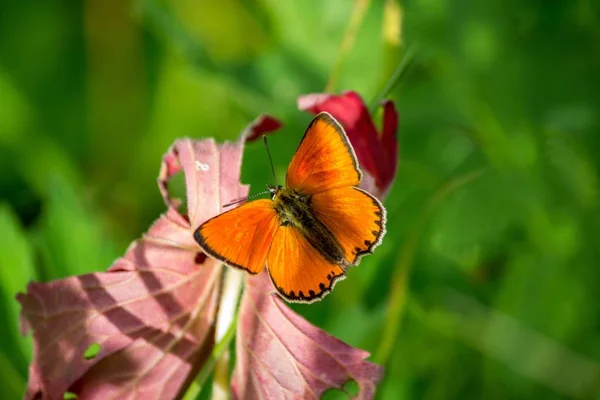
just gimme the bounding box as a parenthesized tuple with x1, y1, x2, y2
(319, 283, 326, 291)
(364, 240, 372, 246)
(371, 230, 379, 237)
(309, 290, 316, 297)
(289, 290, 295, 298)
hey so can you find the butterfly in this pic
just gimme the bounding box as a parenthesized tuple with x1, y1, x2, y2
(193, 112, 386, 303)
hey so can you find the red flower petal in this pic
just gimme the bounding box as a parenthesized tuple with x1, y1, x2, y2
(298, 91, 399, 199)
(299, 91, 380, 177)
(232, 272, 384, 399)
(380, 99, 399, 194)
(243, 115, 284, 143)
(18, 134, 250, 399)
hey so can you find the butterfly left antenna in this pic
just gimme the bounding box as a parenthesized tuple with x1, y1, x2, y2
(263, 135, 278, 184)
(222, 136, 276, 209)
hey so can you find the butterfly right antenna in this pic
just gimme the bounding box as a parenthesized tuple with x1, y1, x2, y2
(222, 190, 270, 208)
(263, 135, 278, 185)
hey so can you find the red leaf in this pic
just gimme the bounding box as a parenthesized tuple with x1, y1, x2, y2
(298, 91, 399, 199)
(232, 272, 384, 399)
(18, 135, 251, 399)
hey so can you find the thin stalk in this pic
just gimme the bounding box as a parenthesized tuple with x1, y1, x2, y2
(182, 268, 245, 400)
(212, 269, 245, 400)
(181, 313, 239, 400)
(375, 167, 487, 364)
(325, 0, 372, 92)
(368, 45, 416, 113)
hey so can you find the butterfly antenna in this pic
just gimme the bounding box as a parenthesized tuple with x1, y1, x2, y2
(223, 190, 271, 208)
(222, 136, 276, 208)
(263, 135, 278, 184)
(222, 198, 248, 208)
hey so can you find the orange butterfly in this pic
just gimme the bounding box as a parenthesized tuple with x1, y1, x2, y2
(194, 112, 386, 303)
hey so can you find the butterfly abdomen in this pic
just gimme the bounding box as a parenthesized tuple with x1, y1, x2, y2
(273, 188, 345, 265)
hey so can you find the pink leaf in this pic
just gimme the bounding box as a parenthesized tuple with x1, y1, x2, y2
(298, 91, 399, 199)
(18, 134, 252, 399)
(232, 272, 384, 400)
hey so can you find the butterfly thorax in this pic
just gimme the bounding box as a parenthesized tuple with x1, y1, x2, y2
(270, 185, 345, 265)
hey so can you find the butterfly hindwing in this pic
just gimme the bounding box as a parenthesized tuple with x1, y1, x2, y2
(266, 225, 346, 303)
(311, 187, 386, 265)
(194, 199, 279, 274)
(286, 112, 361, 195)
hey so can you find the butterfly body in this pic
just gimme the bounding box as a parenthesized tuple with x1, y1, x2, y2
(194, 112, 387, 303)
(270, 185, 346, 266)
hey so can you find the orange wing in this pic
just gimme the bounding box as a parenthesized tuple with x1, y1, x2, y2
(194, 199, 279, 274)
(266, 225, 346, 303)
(286, 112, 361, 195)
(311, 187, 386, 265)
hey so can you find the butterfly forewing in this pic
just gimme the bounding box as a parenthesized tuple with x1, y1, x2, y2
(193, 199, 279, 274)
(286, 113, 361, 195)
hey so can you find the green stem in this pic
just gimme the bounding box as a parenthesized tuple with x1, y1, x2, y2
(182, 268, 245, 400)
(325, 0, 372, 92)
(375, 167, 487, 364)
(369, 45, 416, 113)
(211, 268, 244, 400)
(181, 313, 239, 400)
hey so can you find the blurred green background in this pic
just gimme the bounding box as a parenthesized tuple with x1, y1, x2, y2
(1, 0, 599, 399)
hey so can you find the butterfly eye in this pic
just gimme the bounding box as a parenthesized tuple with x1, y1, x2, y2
(268, 184, 283, 200)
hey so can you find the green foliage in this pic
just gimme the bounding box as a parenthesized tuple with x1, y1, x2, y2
(0, 205, 34, 399)
(1, 0, 599, 398)
(33, 175, 120, 279)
